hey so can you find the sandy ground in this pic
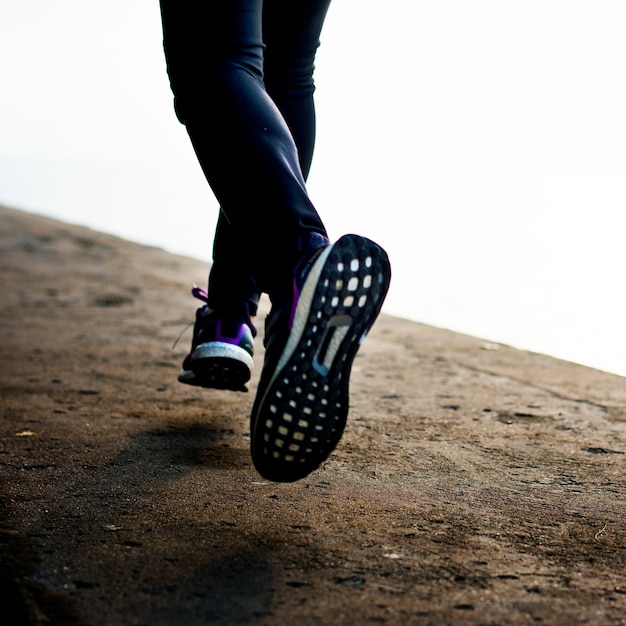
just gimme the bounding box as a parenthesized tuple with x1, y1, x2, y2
(1, 204, 626, 626)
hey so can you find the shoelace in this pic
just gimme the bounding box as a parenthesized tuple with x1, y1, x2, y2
(172, 285, 210, 349)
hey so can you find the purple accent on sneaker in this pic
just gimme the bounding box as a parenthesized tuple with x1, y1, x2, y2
(214, 318, 247, 345)
(191, 286, 209, 303)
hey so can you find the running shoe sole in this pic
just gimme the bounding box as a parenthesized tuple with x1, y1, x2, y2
(188, 342, 253, 392)
(250, 234, 391, 482)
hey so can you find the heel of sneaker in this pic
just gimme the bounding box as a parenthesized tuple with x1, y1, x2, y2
(190, 342, 253, 391)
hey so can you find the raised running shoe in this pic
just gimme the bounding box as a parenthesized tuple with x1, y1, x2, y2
(250, 234, 391, 482)
(178, 287, 255, 392)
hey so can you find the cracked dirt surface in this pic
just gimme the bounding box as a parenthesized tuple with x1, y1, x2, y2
(1, 204, 626, 625)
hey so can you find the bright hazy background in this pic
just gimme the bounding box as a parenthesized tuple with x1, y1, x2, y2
(2, 1, 625, 376)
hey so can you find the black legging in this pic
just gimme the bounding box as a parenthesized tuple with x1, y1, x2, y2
(159, 0, 332, 315)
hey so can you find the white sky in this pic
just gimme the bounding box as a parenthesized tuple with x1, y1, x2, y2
(2, 1, 626, 375)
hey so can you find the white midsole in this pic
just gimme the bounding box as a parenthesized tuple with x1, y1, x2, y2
(192, 341, 254, 369)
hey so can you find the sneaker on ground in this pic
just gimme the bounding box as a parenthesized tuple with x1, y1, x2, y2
(178, 287, 255, 392)
(250, 233, 391, 482)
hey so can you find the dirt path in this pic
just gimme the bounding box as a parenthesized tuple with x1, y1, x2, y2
(1, 204, 625, 625)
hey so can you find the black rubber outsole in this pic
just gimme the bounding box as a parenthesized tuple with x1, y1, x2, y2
(190, 356, 252, 392)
